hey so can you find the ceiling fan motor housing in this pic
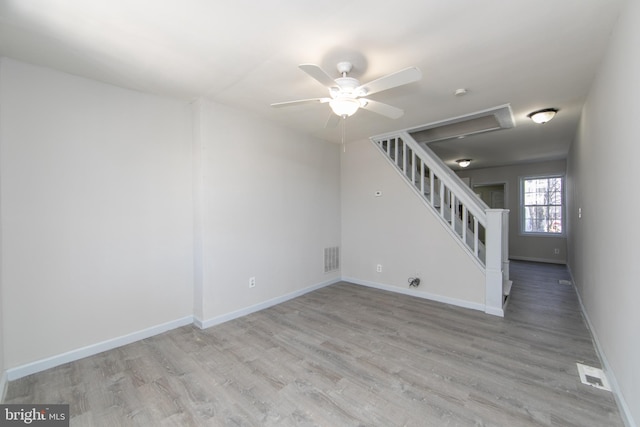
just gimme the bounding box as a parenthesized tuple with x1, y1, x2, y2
(333, 77, 360, 97)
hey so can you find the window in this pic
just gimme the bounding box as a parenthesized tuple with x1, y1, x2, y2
(521, 176, 564, 235)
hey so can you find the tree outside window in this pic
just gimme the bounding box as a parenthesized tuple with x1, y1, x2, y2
(522, 176, 563, 234)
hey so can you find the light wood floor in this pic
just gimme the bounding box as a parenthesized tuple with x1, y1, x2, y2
(5, 261, 623, 426)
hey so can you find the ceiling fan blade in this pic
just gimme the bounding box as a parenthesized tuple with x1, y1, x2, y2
(356, 67, 422, 96)
(271, 98, 330, 108)
(299, 64, 336, 88)
(325, 112, 341, 128)
(360, 99, 404, 119)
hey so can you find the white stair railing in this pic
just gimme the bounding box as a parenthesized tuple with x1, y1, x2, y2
(370, 131, 510, 316)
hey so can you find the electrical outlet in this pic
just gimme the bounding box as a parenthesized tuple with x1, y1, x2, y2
(249, 277, 256, 288)
(376, 264, 382, 273)
(554, 248, 560, 255)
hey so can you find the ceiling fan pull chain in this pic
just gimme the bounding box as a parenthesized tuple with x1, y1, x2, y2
(341, 116, 347, 152)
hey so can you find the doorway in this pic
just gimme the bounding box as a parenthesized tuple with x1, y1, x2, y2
(473, 183, 506, 209)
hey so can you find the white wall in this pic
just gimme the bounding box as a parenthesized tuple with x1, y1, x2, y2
(0, 64, 5, 397)
(567, 0, 639, 424)
(341, 138, 485, 309)
(457, 160, 567, 264)
(194, 100, 341, 323)
(0, 57, 342, 376)
(0, 59, 194, 368)
(0, 244, 5, 400)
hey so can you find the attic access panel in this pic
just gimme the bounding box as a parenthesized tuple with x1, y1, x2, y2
(409, 104, 515, 144)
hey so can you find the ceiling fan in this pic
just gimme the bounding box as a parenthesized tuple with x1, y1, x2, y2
(271, 61, 422, 126)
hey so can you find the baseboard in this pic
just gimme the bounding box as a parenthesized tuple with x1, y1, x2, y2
(509, 255, 566, 265)
(484, 306, 505, 317)
(6, 278, 342, 381)
(568, 269, 637, 427)
(342, 276, 486, 313)
(0, 370, 8, 403)
(194, 278, 341, 329)
(6, 315, 194, 381)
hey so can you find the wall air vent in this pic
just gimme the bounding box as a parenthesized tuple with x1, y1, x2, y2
(409, 104, 515, 144)
(324, 246, 340, 273)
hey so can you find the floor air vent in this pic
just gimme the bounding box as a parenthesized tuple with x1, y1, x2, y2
(409, 104, 515, 144)
(577, 363, 611, 391)
(324, 246, 340, 273)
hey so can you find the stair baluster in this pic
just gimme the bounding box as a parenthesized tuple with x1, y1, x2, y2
(371, 131, 510, 316)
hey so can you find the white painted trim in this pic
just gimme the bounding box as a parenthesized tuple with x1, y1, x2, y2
(0, 371, 8, 403)
(195, 278, 341, 329)
(369, 137, 485, 273)
(342, 276, 486, 313)
(518, 174, 567, 238)
(484, 306, 505, 317)
(509, 255, 566, 265)
(371, 104, 515, 142)
(6, 316, 194, 381)
(6, 278, 342, 381)
(568, 267, 637, 427)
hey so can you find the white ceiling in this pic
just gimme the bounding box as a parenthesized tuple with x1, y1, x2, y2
(0, 0, 625, 169)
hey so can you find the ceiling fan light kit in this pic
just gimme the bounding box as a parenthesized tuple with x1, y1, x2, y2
(527, 108, 558, 124)
(329, 98, 360, 117)
(271, 60, 422, 123)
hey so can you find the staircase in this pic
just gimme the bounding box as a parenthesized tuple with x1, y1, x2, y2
(371, 131, 511, 316)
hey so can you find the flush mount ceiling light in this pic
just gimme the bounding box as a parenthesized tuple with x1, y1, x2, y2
(456, 159, 472, 168)
(527, 108, 558, 124)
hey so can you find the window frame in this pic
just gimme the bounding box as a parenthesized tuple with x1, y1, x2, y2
(519, 174, 565, 237)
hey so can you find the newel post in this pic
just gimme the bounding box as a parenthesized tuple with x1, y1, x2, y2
(485, 209, 509, 317)
(501, 209, 511, 297)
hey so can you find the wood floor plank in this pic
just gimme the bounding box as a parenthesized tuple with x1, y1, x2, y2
(4, 261, 624, 426)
